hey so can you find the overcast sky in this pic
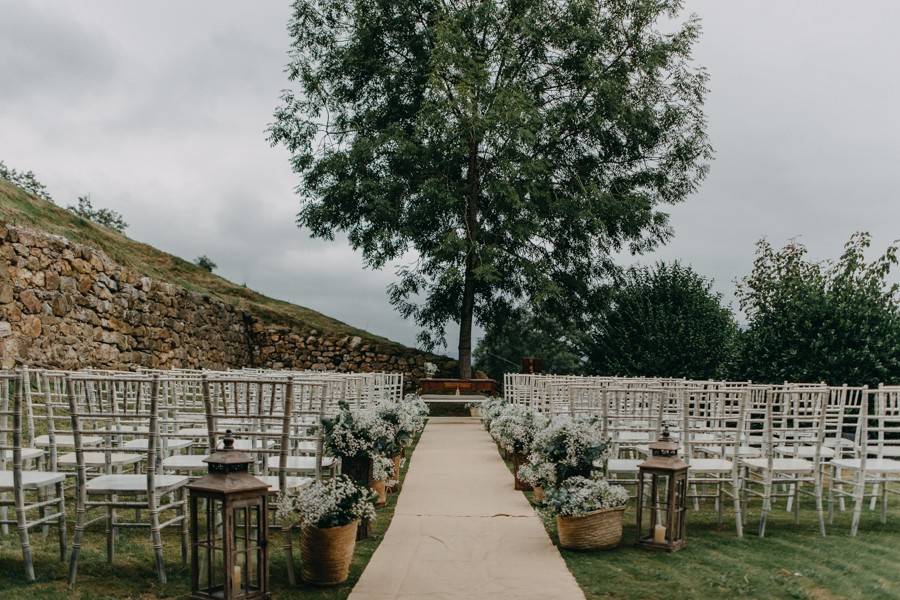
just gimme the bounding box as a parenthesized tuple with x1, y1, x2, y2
(1, 1, 899, 357)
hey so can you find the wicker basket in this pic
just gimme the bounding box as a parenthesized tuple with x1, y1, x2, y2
(300, 520, 358, 585)
(532, 486, 545, 503)
(512, 452, 533, 491)
(370, 479, 387, 506)
(556, 506, 625, 550)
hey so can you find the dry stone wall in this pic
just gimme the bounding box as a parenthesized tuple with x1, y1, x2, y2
(0, 222, 452, 384)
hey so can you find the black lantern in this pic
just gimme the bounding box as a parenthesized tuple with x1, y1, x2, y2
(636, 425, 689, 551)
(187, 431, 270, 599)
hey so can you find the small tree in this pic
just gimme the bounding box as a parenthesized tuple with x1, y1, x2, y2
(736, 232, 900, 386)
(0, 160, 54, 203)
(195, 255, 217, 272)
(585, 262, 738, 379)
(67, 195, 128, 233)
(269, 0, 711, 378)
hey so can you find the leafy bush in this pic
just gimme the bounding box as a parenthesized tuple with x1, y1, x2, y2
(67, 195, 128, 232)
(489, 404, 548, 455)
(736, 232, 900, 385)
(586, 261, 738, 379)
(276, 475, 376, 528)
(543, 476, 629, 517)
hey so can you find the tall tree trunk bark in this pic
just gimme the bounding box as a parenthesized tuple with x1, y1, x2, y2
(458, 140, 480, 380)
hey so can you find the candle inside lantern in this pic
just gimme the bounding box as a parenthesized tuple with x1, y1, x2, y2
(653, 523, 666, 545)
(233, 565, 242, 593)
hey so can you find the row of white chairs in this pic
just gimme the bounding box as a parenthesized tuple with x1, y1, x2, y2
(504, 374, 900, 538)
(0, 366, 401, 585)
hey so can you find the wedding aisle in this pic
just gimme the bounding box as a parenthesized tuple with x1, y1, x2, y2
(349, 418, 585, 600)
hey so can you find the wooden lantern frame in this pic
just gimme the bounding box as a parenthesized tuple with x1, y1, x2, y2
(635, 426, 689, 552)
(188, 431, 271, 600)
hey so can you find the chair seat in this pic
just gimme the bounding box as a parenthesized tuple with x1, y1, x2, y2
(687, 458, 734, 473)
(698, 445, 762, 458)
(266, 456, 335, 472)
(604, 459, 642, 474)
(874, 447, 900, 457)
(86, 474, 189, 494)
(774, 445, 835, 459)
(17, 447, 45, 462)
(175, 427, 208, 438)
(162, 454, 210, 470)
(831, 458, 900, 473)
(741, 458, 814, 473)
(58, 452, 143, 468)
(0, 470, 66, 491)
(35, 434, 101, 448)
(122, 438, 193, 452)
(256, 475, 312, 493)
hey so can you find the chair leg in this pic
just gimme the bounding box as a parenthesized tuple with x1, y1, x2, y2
(827, 465, 835, 525)
(15, 490, 35, 582)
(759, 470, 772, 538)
(880, 480, 888, 524)
(732, 470, 743, 538)
(68, 498, 86, 587)
(106, 496, 116, 563)
(57, 481, 67, 562)
(1, 493, 8, 536)
(793, 476, 801, 525)
(180, 488, 189, 564)
(149, 497, 167, 584)
(850, 471, 865, 537)
(869, 483, 879, 511)
(284, 521, 297, 586)
(815, 469, 826, 536)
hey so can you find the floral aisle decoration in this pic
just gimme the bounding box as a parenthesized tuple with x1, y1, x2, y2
(370, 455, 398, 505)
(490, 405, 549, 490)
(517, 458, 556, 502)
(480, 397, 507, 430)
(322, 401, 396, 461)
(543, 476, 629, 550)
(528, 415, 609, 483)
(276, 475, 377, 584)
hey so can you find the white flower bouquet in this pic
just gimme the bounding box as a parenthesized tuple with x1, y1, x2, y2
(480, 397, 507, 430)
(543, 476, 629, 518)
(322, 401, 397, 460)
(529, 415, 609, 481)
(276, 475, 377, 528)
(489, 404, 549, 455)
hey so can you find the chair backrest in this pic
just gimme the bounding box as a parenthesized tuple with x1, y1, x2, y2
(67, 373, 161, 488)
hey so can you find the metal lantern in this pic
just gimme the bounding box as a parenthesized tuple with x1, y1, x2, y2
(636, 425, 689, 551)
(187, 431, 271, 599)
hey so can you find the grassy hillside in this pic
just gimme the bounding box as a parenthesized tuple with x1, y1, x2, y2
(0, 179, 411, 350)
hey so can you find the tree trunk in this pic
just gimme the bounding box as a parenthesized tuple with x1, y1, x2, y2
(458, 139, 480, 380)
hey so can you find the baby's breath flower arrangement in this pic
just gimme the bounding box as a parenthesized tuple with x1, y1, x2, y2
(276, 475, 377, 528)
(529, 415, 609, 482)
(371, 455, 398, 487)
(489, 404, 549, 455)
(517, 457, 558, 490)
(322, 401, 396, 460)
(543, 476, 629, 518)
(480, 397, 507, 430)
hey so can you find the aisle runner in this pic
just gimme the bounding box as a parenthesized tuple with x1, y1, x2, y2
(350, 418, 585, 600)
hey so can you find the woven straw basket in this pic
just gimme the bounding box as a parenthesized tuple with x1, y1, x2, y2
(370, 479, 387, 506)
(512, 452, 533, 491)
(532, 486, 545, 502)
(300, 520, 358, 585)
(557, 506, 625, 550)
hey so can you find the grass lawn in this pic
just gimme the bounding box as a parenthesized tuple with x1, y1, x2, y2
(0, 436, 421, 599)
(503, 456, 900, 599)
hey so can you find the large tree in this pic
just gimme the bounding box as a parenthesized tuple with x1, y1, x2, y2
(270, 0, 711, 377)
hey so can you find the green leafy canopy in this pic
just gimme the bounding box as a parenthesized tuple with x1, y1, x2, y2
(269, 0, 711, 375)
